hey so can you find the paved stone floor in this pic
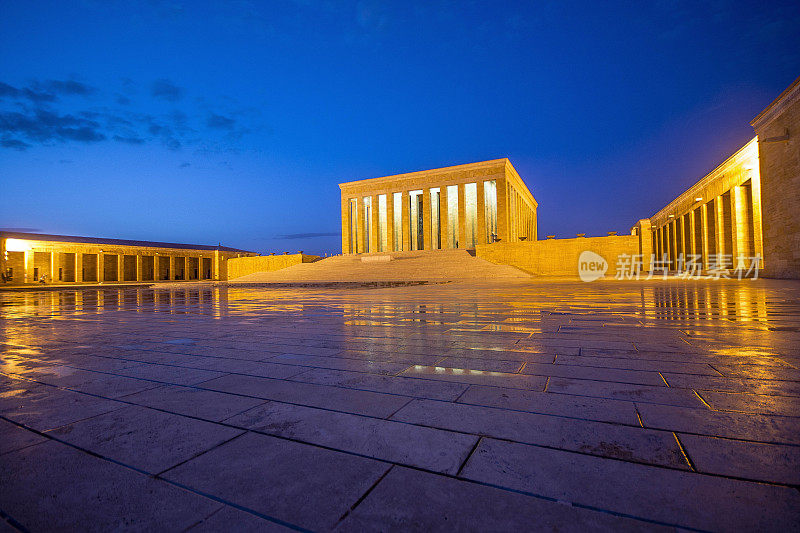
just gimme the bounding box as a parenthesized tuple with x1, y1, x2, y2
(1, 279, 799, 531)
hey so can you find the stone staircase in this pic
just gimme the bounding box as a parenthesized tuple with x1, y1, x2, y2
(229, 249, 530, 283)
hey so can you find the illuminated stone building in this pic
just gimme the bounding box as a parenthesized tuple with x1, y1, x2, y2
(646, 137, 764, 272)
(751, 75, 800, 279)
(339, 159, 537, 254)
(643, 74, 798, 277)
(0, 232, 255, 285)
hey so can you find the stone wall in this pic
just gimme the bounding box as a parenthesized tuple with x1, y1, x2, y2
(476, 235, 639, 278)
(751, 76, 800, 279)
(227, 254, 320, 280)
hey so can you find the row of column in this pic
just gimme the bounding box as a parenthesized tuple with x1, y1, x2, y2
(508, 185, 537, 242)
(652, 181, 762, 271)
(343, 179, 534, 254)
(14, 251, 218, 283)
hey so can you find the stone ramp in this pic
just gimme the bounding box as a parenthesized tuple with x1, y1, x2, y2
(229, 249, 530, 283)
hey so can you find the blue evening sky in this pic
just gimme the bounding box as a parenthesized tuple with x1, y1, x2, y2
(1, 1, 798, 254)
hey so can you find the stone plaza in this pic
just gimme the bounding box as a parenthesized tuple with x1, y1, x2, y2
(1, 280, 799, 530)
(1, 75, 799, 531)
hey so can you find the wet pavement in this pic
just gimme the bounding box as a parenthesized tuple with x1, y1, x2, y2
(1, 279, 799, 531)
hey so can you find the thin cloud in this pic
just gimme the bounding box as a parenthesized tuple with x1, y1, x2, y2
(112, 134, 146, 144)
(0, 227, 42, 232)
(0, 109, 106, 145)
(151, 79, 184, 101)
(277, 232, 342, 239)
(1, 138, 30, 150)
(0, 79, 95, 103)
(207, 113, 236, 129)
(0, 78, 254, 151)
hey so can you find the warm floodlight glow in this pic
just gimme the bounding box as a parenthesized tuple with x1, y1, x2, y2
(695, 197, 703, 202)
(4, 239, 31, 252)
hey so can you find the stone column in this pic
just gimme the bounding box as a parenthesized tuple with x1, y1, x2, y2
(670, 220, 677, 269)
(136, 255, 143, 281)
(356, 198, 365, 254)
(749, 174, 764, 268)
(422, 189, 432, 250)
(701, 204, 710, 270)
(97, 252, 104, 283)
(117, 254, 124, 282)
(440, 187, 450, 249)
(370, 194, 380, 253)
(401, 191, 410, 251)
(687, 212, 696, 264)
(496, 178, 508, 243)
(168, 256, 175, 281)
(386, 193, 395, 252)
(340, 196, 350, 255)
(24, 251, 33, 283)
(457, 184, 466, 249)
(731, 185, 751, 269)
(75, 253, 83, 282)
(476, 181, 486, 245)
(714, 197, 725, 258)
(50, 251, 57, 282)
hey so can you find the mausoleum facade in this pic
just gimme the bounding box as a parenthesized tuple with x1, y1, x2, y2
(339, 159, 537, 254)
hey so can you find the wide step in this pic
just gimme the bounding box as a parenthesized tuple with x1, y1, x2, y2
(230, 249, 530, 283)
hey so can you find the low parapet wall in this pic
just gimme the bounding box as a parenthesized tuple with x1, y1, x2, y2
(227, 254, 320, 280)
(476, 235, 639, 277)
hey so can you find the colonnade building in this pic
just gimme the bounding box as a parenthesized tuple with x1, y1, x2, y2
(339, 159, 537, 254)
(0, 231, 256, 285)
(647, 137, 764, 272)
(643, 74, 799, 278)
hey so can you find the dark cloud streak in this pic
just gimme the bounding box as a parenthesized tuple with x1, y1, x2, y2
(0, 77, 253, 151)
(277, 232, 341, 239)
(207, 113, 236, 129)
(151, 79, 184, 101)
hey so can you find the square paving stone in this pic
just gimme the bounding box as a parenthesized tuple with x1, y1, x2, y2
(15, 365, 163, 398)
(187, 505, 295, 532)
(112, 363, 227, 386)
(456, 384, 640, 425)
(700, 390, 800, 416)
(636, 402, 800, 444)
(0, 418, 47, 455)
(121, 385, 267, 422)
(163, 431, 390, 531)
(521, 361, 667, 386)
(167, 356, 307, 379)
(289, 367, 468, 401)
(272, 353, 411, 375)
(460, 437, 800, 531)
(678, 433, 800, 485)
(546, 377, 706, 407)
(335, 466, 657, 531)
(391, 398, 687, 468)
(0, 380, 125, 431)
(199, 374, 410, 418)
(224, 400, 477, 473)
(0, 439, 223, 532)
(46, 404, 244, 474)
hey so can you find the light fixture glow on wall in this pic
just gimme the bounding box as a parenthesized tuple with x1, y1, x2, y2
(4, 239, 31, 252)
